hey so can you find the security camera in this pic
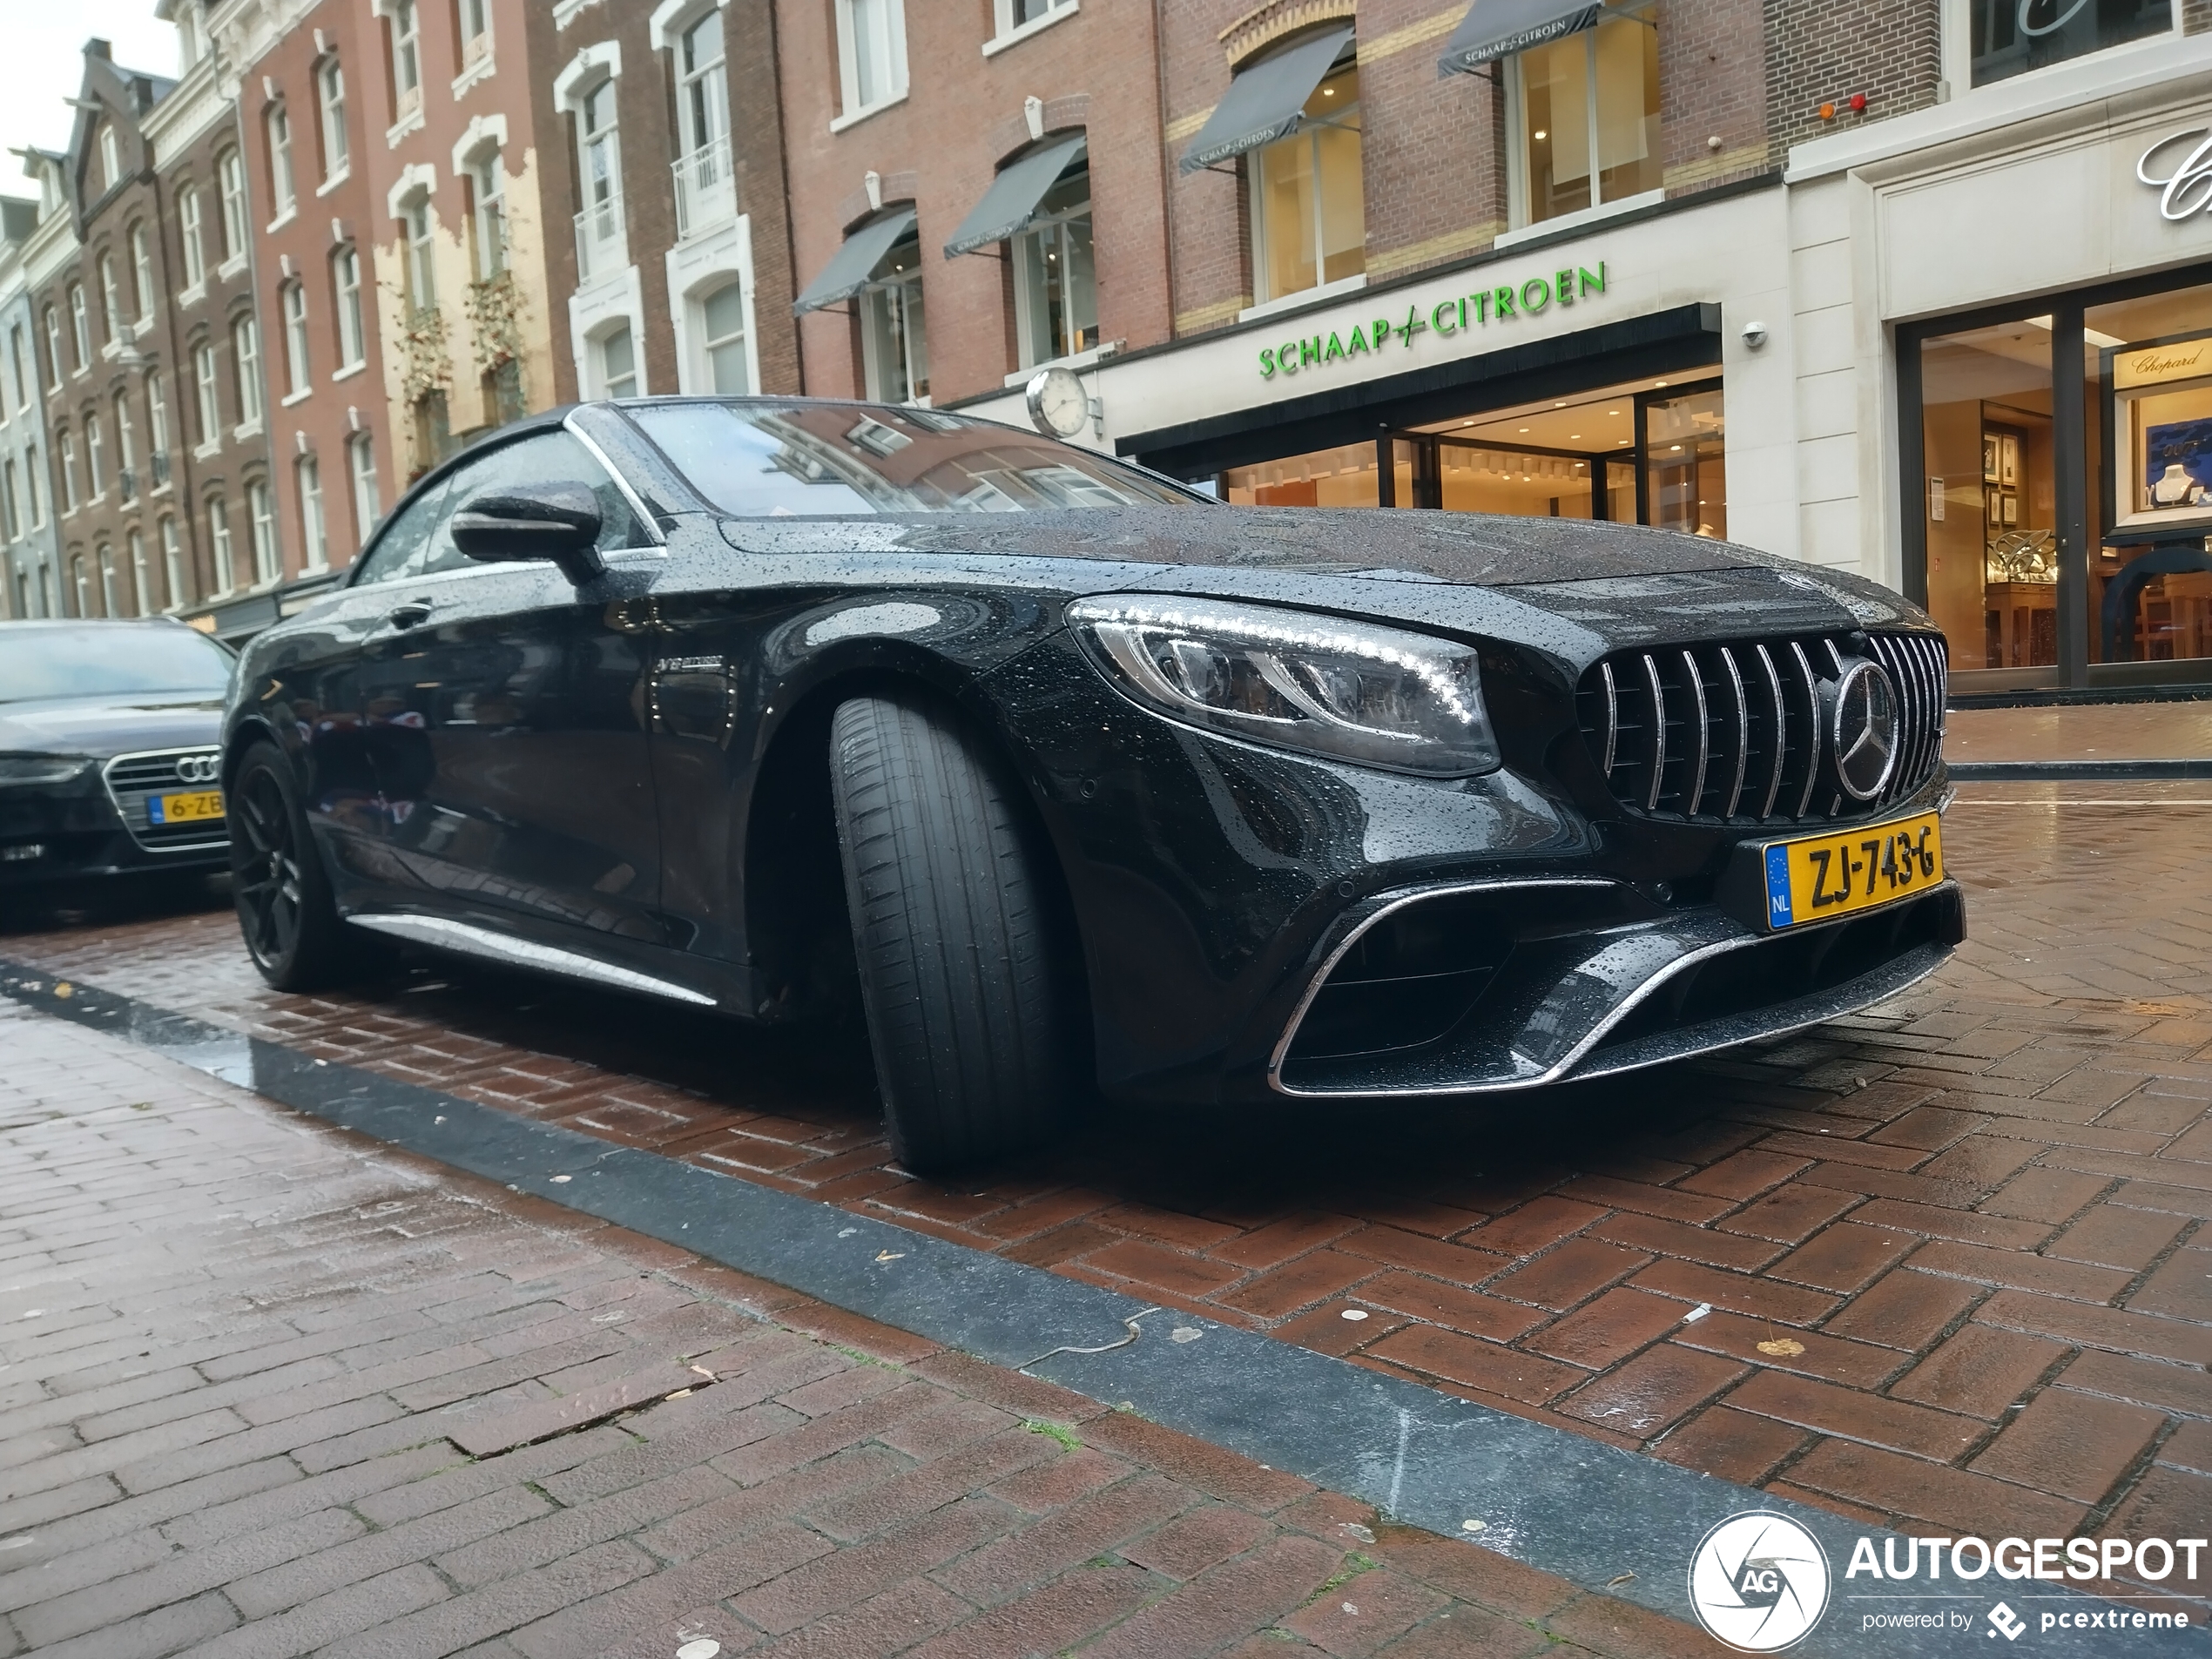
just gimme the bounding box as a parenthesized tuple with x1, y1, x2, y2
(1741, 320, 1769, 349)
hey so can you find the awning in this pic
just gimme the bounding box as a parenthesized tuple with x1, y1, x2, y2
(792, 207, 918, 315)
(1436, 0, 1603, 73)
(1177, 24, 1352, 175)
(943, 134, 1088, 259)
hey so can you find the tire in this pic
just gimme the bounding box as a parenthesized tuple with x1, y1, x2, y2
(827, 695, 1069, 1173)
(229, 740, 352, 990)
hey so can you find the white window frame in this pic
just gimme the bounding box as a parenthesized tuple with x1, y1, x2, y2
(98, 253, 122, 346)
(114, 391, 136, 496)
(148, 371, 170, 465)
(130, 223, 153, 323)
(391, 0, 423, 115)
(99, 125, 120, 192)
(298, 454, 327, 570)
(282, 280, 311, 396)
(593, 320, 639, 398)
(1502, 6, 1662, 232)
(1940, 0, 2183, 95)
(43, 307, 62, 389)
(267, 103, 297, 224)
(219, 149, 249, 265)
(248, 477, 278, 585)
(180, 188, 206, 290)
(98, 544, 118, 616)
(68, 284, 90, 372)
(59, 428, 78, 514)
(334, 245, 366, 368)
(233, 316, 264, 431)
(129, 527, 148, 614)
(347, 431, 379, 543)
(24, 445, 40, 528)
(193, 341, 221, 448)
(469, 150, 507, 279)
(86, 413, 105, 500)
(160, 516, 183, 606)
(833, 0, 908, 125)
(1244, 67, 1364, 307)
(319, 58, 349, 180)
(402, 195, 437, 308)
(987, 0, 1078, 53)
(458, 0, 494, 70)
(8, 325, 26, 409)
(208, 495, 234, 592)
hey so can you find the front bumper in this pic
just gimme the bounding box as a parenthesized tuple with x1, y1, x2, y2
(1268, 877, 1962, 1096)
(0, 748, 229, 887)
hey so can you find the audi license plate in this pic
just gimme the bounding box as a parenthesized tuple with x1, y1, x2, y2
(1763, 811, 1941, 930)
(149, 789, 225, 826)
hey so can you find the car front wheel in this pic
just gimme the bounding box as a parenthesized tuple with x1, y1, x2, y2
(826, 695, 1069, 1174)
(229, 740, 350, 990)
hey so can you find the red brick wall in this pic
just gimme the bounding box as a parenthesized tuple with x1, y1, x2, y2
(773, 0, 1171, 405)
(1660, 0, 1772, 192)
(1764, 0, 1939, 154)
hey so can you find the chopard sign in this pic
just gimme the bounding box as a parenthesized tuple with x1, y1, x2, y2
(2138, 126, 2212, 221)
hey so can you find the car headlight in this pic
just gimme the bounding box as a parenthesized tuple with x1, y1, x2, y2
(0, 754, 96, 787)
(1067, 596, 1501, 777)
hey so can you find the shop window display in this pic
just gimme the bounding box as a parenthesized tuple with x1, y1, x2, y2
(2088, 281, 2212, 664)
(1969, 0, 2168, 86)
(1916, 319, 2058, 670)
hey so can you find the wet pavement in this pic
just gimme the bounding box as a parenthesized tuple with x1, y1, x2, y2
(7, 777, 2212, 1576)
(0, 996, 1709, 1659)
(1946, 700, 2212, 765)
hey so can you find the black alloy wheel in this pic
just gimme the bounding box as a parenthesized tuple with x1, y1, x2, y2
(826, 695, 1071, 1174)
(229, 741, 349, 989)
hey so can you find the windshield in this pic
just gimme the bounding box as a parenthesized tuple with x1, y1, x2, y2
(0, 625, 235, 704)
(626, 401, 1201, 517)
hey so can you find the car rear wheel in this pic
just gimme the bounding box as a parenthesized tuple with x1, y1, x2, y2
(230, 741, 350, 990)
(827, 695, 1069, 1173)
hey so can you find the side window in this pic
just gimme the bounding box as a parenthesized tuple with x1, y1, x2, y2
(441, 429, 644, 555)
(349, 475, 452, 585)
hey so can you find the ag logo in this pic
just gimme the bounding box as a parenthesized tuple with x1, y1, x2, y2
(1688, 1512, 1831, 1652)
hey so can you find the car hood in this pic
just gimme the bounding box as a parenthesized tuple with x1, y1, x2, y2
(0, 691, 226, 759)
(717, 505, 1930, 661)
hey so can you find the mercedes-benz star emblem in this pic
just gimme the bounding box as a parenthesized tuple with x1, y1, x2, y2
(1829, 660, 1898, 801)
(174, 754, 220, 786)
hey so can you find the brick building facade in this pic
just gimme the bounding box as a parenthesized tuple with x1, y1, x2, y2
(208, 0, 398, 598)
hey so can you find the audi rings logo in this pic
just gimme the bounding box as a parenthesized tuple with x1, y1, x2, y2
(173, 754, 220, 786)
(1829, 659, 1898, 801)
(1689, 1512, 1831, 1652)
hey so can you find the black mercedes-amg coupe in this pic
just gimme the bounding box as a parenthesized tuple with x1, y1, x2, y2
(220, 399, 1959, 1170)
(3, 619, 235, 894)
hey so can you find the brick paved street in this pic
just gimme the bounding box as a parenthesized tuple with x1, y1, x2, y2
(0, 999, 1712, 1658)
(8, 779, 2212, 1601)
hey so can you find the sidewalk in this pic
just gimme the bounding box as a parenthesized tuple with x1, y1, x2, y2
(1946, 700, 2212, 765)
(0, 998, 1696, 1659)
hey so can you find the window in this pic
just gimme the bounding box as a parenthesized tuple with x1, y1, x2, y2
(86, 413, 105, 499)
(347, 431, 379, 542)
(1002, 0, 1076, 30)
(99, 253, 122, 344)
(44, 305, 62, 388)
(469, 152, 506, 279)
(391, 0, 421, 113)
(1013, 165, 1096, 368)
(69, 284, 90, 370)
(2, 461, 17, 541)
(404, 198, 435, 307)
(459, 0, 491, 64)
(282, 280, 310, 395)
(233, 316, 263, 428)
(115, 392, 136, 500)
(598, 323, 637, 397)
(24, 444, 41, 527)
(160, 516, 183, 606)
(836, 0, 907, 115)
(193, 341, 221, 445)
(298, 454, 326, 569)
(99, 546, 118, 616)
(266, 104, 296, 220)
(248, 478, 277, 583)
(319, 58, 348, 177)
(59, 428, 78, 513)
(148, 371, 170, 468)
(130, 224, 152, 323)
(99, 124, 120, 192)
(8, 325, 25, 408)
(180, 187, 206, 287)
(208, 495, 234, 590)
(1250, 59, 1363, 303)
(71, 556, 88, 617)
(678, 11, 729, 157)
(701, 281, 749, 394)
(577, 80, 621, 273)
(334, 246, 365, 368)
(1970, 0, 2168, 85)
(1513, 4, 1661, 227)
(129, 528, 148, 614)
(219, 149, 248, 261)
(859, 228, 927, 402)
(354, 430, 642, 586)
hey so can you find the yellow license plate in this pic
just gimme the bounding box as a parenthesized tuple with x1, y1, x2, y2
(1764, 812, 1942, 929)
(150, 789, 225, 826)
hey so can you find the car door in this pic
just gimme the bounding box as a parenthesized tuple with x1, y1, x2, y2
(343, 428, 669, 949)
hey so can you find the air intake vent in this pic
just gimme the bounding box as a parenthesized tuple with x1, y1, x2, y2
(1575, 632, 1945, 824)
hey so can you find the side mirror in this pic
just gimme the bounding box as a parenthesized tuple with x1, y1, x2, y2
(451, 482, 606, 584)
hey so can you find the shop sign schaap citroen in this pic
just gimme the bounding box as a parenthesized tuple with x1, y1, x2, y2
(1256, 260, 1610, 381)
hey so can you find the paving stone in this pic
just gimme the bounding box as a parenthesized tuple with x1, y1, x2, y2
(1650, 1406, 1811, 1485)
(1889, 1324, 2069, 1420)
(1967, 1387, 2164, 1503)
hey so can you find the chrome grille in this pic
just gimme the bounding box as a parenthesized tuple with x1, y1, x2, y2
(101, 748, 228, 852)
(1575, 632, 1946, 823)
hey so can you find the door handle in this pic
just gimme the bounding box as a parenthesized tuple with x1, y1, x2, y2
(382, 602, 433, 631)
